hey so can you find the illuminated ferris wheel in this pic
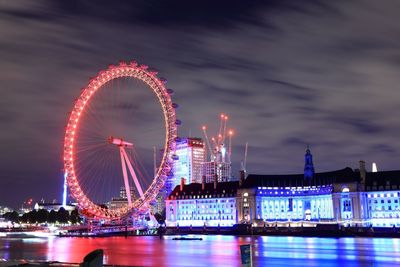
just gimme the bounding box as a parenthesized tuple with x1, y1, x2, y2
(63, 61, 178, 220)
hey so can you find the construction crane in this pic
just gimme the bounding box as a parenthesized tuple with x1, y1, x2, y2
(244, 142, 248, 172)
(201, 114, 234, 163)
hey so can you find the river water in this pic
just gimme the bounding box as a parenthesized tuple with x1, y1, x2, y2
(1, 235, 400, 266)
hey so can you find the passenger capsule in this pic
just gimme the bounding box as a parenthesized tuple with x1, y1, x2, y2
(166, 88, 174, 95)
(129, 61, 138, 67)
(175, 119, 182, 125)
(172, 154, 179, 160)
(148, 67, 158, 73)
(172, 103, 179, 109)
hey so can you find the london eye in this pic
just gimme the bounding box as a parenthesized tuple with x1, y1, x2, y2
(63, 61, 178, 220)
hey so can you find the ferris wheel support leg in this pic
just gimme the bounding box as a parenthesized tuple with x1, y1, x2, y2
(120, 147, 133, 206)
(121, 148, 145, 199)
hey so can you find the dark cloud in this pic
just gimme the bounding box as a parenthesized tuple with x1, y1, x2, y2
(1, 0, 400, 208)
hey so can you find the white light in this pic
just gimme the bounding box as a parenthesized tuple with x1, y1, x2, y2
(372, 163, 378, 172)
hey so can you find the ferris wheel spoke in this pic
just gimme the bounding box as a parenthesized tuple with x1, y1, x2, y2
(81, 100, 109, 136)
(75, 143, 108, 154)
(78, 148, 118, 204)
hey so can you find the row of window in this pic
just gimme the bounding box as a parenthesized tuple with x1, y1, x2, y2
(179, 209, 234, 215)
(369, 199, 399, 204)
(177, 215, 235, 221)
(367, 192, 399, 198)
(371, 212, 400, 219)
(176, 199, 235, 204)
(179, 204, 234, 209)
(369, 206, 399, 211)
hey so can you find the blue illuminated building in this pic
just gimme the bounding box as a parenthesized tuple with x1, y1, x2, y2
(238, 167, 356, 223)
(166, 178, 238, 227)
(365, 170, 400, 227)
(166, 137, 205, 195)
(166, 148, 400, 228)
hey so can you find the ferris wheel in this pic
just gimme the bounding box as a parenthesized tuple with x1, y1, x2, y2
(63, 61, 178, 220)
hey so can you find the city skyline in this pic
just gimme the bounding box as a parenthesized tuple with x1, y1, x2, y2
(1, 1, 400, 208)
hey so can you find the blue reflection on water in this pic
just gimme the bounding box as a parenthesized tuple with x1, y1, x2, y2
(1, 235, 400, 266)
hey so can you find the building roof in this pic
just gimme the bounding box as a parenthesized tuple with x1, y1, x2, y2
(365, 170, 400, 191)
(243, 167, 360, 188)
(167, 181, 239, 200)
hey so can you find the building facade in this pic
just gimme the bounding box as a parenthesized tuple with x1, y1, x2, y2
(166, 179, 238, 227)
(108, 186, 137, 210)
(238, 167, 361, 224)
(166, 148, 400, 228)
(364, 170, 400, 227)
(169, 138, 205, 193)
(201, 161, 232, 183)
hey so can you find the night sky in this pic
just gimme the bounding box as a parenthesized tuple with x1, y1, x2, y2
(1, 1, 400, 209)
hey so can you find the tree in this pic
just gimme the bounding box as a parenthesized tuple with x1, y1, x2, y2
(37, 209, 49, 224)
(57, 207, 69, 224)
(48, 210, 57, 223)
(20, 212, 29, 223)
(3, 211, 19, 223)
(28, 210, 38, 224)
(70, 208, 81, 224)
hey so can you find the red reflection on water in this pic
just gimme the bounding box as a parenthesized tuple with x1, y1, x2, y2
(2, 235, 400, 266)
(44, 236, 241, 267)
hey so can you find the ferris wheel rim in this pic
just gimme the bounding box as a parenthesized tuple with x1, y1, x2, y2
(63, 61, 177, 219)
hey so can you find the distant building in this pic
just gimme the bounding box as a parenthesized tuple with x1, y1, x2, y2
(167, 137, 205, 194)
(108, 186, 136, 210)
(201, 161, 232, 183)
(150, 192, 166, 215)
(34, 203, 76, 212)
(118, 186, 136, 199)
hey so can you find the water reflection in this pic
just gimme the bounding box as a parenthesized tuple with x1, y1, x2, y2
(0, 235, 399, 266)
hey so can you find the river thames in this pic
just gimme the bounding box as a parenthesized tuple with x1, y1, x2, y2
(1, 235, 400, 266)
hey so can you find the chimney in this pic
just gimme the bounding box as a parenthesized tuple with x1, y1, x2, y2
(239, 170, 245, 187)
(202, 175, 206, 191)
(214, 174, 218, 190)
(180, 177, 185, 192)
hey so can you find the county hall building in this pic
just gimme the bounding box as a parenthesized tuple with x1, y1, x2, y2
(166, 148, 400, 228)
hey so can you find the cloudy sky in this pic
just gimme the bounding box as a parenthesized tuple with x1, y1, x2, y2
(1, 0, 400, 208)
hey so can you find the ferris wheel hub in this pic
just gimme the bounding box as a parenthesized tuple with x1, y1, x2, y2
(108, 136, 133, 147)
